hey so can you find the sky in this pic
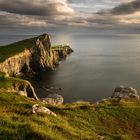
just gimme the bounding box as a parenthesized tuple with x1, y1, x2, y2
(0, 0, 139, 34)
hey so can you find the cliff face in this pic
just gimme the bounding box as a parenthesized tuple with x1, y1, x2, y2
(30, 35, 58, 72)
(0, 33, 73, 76)
(0, 49, 31, 76)
(0, 72, 38, 100)
(8, 79, 38, 100)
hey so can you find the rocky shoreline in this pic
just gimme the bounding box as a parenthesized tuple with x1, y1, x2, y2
(32, 85, 140, 115)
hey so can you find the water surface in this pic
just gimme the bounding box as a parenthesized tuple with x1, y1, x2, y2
(0, 33, 140, 103)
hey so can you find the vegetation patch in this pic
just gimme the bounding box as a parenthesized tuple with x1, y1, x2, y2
(0, 37, 38, 62)
(0, 92, 140, 140)
(51, 45, 70, 51)
(0, 35, 69, 63)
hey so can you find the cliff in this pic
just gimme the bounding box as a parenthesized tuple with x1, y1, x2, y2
(0, 33, 73, 76)
(0, 33, 73, 99)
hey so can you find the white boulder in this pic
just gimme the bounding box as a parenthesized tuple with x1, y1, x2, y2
(32, 104, 56, 116)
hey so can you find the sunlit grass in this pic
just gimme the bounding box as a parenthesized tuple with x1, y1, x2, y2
(0, 37, 38, 62)
(0, 35, 70, 63)
(0, 91, 140, 140)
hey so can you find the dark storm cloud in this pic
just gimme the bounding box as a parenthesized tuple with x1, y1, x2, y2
(111, 0, 140, 15)
(0, 0, 74, 16)
(0, 0, 46, 16)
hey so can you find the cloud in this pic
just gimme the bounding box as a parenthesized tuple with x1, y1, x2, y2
(68, 0, 121, 13)
(111, 0, 140, 15)
(0, 11, 51, 28)
(0, 0, 139, 33)
(0, 0, 74, 16)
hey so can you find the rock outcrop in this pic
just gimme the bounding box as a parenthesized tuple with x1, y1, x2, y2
(112, 85, 140, 99)
(32, 104, 56, 116)
(54, 45, 74, 59)
(0, 33, 73, 76)
(7, 79, 38, 100)
(30, 34, 58, 71)
(42, 94, 64, 105)
(0, 49, 32, 76)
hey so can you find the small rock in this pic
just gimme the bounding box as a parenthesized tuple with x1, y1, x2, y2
(42, 94, 63, 105)
(58, 87, 62, 90)
(112, 85, 139, 99)
(99, 98, 108, 103)
(18, 90, 27, 97)
(46, 89, 51, 91)
(96, 136, 105, 140)
(50, 87, 55, 90)
(32, 104, 56, 116)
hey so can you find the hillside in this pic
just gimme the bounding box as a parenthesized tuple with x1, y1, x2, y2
(0, 91, 140, 140)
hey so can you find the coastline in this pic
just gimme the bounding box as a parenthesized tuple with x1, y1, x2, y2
(0, 33, 140, 139)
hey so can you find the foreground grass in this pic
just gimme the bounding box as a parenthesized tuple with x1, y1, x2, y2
(0, 91, 140, 140)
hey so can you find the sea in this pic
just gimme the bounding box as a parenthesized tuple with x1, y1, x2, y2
(0, 33, 140, 103)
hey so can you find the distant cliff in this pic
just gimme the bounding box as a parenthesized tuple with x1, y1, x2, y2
(0, 33, 73, 76)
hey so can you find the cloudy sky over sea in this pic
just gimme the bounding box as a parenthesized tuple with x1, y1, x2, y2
(0, 0, 139, 34)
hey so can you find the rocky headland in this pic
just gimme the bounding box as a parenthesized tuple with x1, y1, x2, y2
(0, 33, 73, 76)
(0, 33, 73, 99)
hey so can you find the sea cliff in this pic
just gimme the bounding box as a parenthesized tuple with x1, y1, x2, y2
(0, 33, 73, 76)
(0, 33, 73, 99)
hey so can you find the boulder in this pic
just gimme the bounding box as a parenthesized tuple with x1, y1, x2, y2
(112, 85, 139, 99)
(32, 104, 56, 116)
(42, 94, 63, 105)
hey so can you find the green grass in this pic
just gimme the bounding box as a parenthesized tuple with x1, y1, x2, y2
(0, 91, 140, 140)
(0, 42, 69, 63)
(0, 34, 70, 63)
(51, 45, 70, 51)
(0, 37, 38, 62)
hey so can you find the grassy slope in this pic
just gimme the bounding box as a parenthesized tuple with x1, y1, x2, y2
(0, 72, 28, 90)
(0, 91, 140, 140)
(0, 36, 69, 62)
(51, 45, 69, 51)
(0, 37, 37, 62)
